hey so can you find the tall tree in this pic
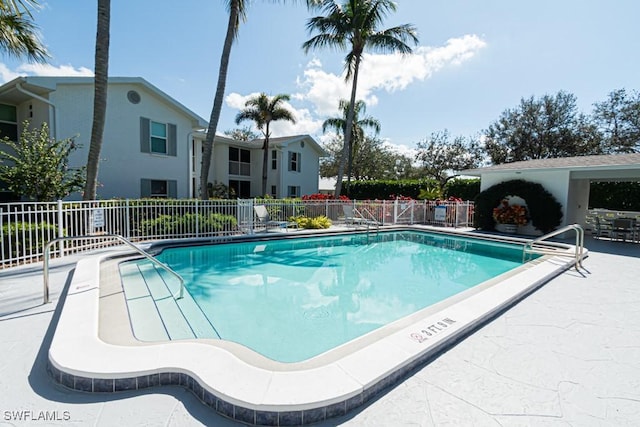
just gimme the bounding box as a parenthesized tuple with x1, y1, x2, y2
(320, 134, 415, 181)
(0, 0, 48, 62)
(322, 99, 380, 191)
(414, 129, 483, 192)
(83, 0, 110, 200)
(303, 0, 418, 197)
(592, 88, 640, 153)
(199, 0, 320, 200)
(484, 91, 601, 164)
(235, 93, 296, 196)
(0, 121, 85, 201)
(224, 125, 259, 141)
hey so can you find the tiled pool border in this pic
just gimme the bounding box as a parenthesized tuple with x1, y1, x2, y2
(47, 227, 583, 426)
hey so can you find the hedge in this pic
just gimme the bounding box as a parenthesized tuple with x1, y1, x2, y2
(475, 179, 563, 233)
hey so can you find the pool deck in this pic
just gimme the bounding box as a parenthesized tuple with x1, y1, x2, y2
(1, 232, 639, 426)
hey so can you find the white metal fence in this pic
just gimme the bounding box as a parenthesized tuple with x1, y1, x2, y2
(0, 198, 474, 269)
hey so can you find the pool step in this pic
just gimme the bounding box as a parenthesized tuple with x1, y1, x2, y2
(119, 261, 219, 341)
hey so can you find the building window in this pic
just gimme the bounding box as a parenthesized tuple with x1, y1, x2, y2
(229, 147, 251, 176)
(150, 121, 167, 154)
(288, 151, 301, 172)
(140, 117, 177, 156)
(271, 150, 277, 170)
(271, 185, 277, 197)
(150, 179, 168, 197)
(229, 180, 250, 198)
(0, 104, 18, 141)
(140, 179, 177, 198)
(288, 185, 300, 198)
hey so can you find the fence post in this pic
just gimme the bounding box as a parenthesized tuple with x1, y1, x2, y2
(57, 200, 65, 257)
(195, 198, 200, 238)
(125, 199, 131, 239)
(393, 200, 398, 224)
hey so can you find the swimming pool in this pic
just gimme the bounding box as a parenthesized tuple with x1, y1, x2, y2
(124, 231, 528, 362)
(48, 226, 582, 426)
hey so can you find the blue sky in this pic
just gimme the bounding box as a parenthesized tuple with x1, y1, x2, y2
(1, 0, 638, 157)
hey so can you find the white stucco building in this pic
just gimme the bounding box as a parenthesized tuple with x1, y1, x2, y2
(0, 76, 324, 200)
(463, 153, 640, 233)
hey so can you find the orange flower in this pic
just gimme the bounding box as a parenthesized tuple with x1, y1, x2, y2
(492, 199, 528, 225)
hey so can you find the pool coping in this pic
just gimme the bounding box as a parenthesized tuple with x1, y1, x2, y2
(48, 227, 584, 426)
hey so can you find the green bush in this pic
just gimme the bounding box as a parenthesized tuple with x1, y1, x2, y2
(293, 215, 332, 229)
(589, 182, 640, 211)
(475, 179, 563, 233)
(344, 178, 480, 201)
(444, 178, 481, 200)
(140, 213, 237, 235)
(2, 221, 59, 259)
(345, 179, 436, 200)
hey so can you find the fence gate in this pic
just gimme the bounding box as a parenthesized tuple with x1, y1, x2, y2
(237, 199, 255, 234)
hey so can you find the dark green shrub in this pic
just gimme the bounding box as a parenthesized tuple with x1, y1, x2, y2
(140, 213, 237, 235)
(345, 179, 437, 200)
(589, 182, 640, 211)
(475, 180, 563, 233)
(444, 178, 481, 200)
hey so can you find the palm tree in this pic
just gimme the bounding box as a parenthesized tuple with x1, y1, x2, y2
(199, 0, 323, 200)
(303, 0, 418, 197)
(235, 93, 296, 196)
(83, 0, 110, 200)
(322, 99, 380, 193)
(0, 0, 48, 62)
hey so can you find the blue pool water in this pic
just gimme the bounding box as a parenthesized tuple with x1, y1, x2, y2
(135, 231, 526, 363)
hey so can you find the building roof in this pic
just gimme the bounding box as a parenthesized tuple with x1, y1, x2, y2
(462, 153, 640, 175)
(197, 133, 327, 156)
(0, 76, 208, 128)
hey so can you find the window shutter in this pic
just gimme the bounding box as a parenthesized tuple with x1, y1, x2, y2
(140, 179, 151, 197)
(298, 152, 302, 173)
(288, 152, 293, 171)
(167, 124, 177, 156)
(168, 180, 178, 198)
(140, 117, 150, 153)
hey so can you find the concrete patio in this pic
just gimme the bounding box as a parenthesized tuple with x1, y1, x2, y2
(0, 235, 638, 426)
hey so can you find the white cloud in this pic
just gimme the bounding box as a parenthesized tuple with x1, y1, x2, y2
(381, 139, 418, 159)
(227, 35, 487, 144)
(295, 34, 487, 116)
(0, 62, 93, 84)
(225, 92, 324, 137)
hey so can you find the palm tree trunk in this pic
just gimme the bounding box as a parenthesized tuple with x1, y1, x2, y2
(262, 123, 270, 196)
(83, 0, 110, 201)
(335, 56, 361, 198)
(200, 0, 239, 200)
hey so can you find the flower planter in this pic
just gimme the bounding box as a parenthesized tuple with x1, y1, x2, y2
(503, 223, 517, 234)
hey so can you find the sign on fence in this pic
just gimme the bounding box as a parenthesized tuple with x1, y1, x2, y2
(92, 208, 105, 230)
(434, 205, 447, 222)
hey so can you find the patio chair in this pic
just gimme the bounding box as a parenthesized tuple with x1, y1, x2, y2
(342, 205, 379, 228)
(610, 218, 636, 242)
(592, 216, 609, 239)
(253, 205, 298, 232)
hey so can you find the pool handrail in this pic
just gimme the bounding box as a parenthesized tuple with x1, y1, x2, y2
(522, 224, 585, 271)
(43, 234, 185, 304)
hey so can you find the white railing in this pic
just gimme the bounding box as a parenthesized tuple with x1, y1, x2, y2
(0, 198, 474, 268)
(523, 224, 585, 271)
(43, 234, 186, 304)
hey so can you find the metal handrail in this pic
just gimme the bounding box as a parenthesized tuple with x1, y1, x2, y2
(522, 224, 585, 271)
(43, 234, 185, 304)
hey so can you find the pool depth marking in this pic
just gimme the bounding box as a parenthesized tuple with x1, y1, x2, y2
(410, 317, 457, 343)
